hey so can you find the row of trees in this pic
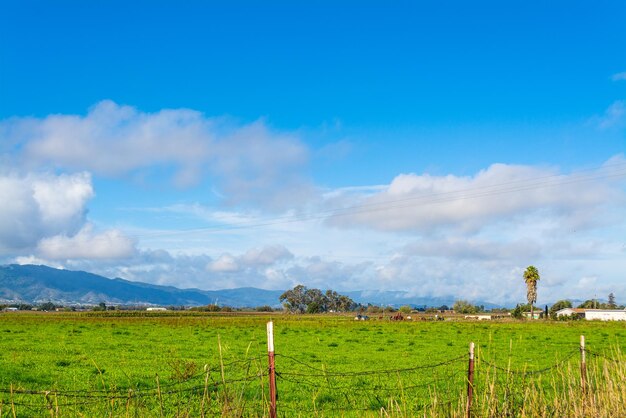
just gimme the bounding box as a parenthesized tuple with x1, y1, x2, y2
(279, 285, 357, 313)
(451, 300, 486, 314)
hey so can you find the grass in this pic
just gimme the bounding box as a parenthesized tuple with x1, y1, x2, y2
(0, 312, 625, 416)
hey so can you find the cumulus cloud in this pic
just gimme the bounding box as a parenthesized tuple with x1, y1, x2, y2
(207, 254, 240, 273)
(0, 171, 136, 261)
(0, 172, 93, 253)
(37, 224, 136, 260)
(207, 245, 294, 273)
(1, 101, 313, 209)
(325, 160, 625, 233)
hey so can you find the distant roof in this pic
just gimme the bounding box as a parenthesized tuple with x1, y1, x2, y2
(557, 308, 586, 313)
(556, 308, 625, 313)
(582, 309, 626, 312)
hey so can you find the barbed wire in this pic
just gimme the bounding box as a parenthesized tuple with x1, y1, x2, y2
(2, 344, 623, 414)
(477, 349, 579, 376)
(0, 373, 265, 399)
(585, 348, 625, 365)
(276, 372, 441, 393)
(277, 393, 463, 415)
(0, 356, 265, 398)
(275, 353, 466, 377)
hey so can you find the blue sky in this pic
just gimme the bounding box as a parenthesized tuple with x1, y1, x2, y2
(1, 1, 625, 304)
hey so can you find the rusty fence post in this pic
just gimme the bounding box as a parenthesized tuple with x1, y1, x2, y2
(466, 342, 475, 418)
(267, 321, 277, 418)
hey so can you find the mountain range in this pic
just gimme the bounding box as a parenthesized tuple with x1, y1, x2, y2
(0, 264, 499, 308)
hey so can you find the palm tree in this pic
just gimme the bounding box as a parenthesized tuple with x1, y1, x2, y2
(523, 266, 540, 319)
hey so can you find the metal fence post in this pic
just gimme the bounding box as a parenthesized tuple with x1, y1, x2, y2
(466, 342, 475, 418)
(267, 321, 277, 418)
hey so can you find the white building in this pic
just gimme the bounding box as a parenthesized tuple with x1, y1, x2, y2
(464, 314, 493, 320)
(555, 308, 626, 321)
(584, 309, 626, 321)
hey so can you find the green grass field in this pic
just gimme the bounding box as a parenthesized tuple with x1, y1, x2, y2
(1, 312, 625, 417)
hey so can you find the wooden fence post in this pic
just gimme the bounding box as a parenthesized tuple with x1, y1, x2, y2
(267, 321, 277, 418)
(466, 342, 475, 418)
(580, 335, 586, 394)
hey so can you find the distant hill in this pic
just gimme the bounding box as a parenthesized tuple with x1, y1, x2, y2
(0, 264, 283, 307)
(0, 264, 500, 309)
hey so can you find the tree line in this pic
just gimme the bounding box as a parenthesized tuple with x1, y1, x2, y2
(279, 285, 357, 313)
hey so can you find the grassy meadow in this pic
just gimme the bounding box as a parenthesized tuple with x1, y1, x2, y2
(1, 312, 625, 417)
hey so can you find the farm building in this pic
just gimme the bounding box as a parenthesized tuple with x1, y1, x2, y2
(555, 308, 626, 321)
(146, 307, 167, 311)
(522, 311, 543, 319)
(464, 314, 493, 320)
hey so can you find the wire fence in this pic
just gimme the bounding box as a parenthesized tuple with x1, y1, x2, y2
(1, 327, 624, 417)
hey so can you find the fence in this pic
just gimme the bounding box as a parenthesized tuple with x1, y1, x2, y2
(0, 321, 623, 417)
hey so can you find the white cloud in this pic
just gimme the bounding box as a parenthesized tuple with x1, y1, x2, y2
(242, 245, 293, 266)
(207, 245, 294, 273)
(0, 172, 93, 253)
(207, 254, 240, 273)
(325, 160, 625, 233)
(32, 172, 94, 228)
(14, 255, 65, 269)
(2, 102, 625, 305)
(1, 101, 313, 209)
(37, 224, 136, 260)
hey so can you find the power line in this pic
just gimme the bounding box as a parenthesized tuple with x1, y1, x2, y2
(131, 162, 626, 238)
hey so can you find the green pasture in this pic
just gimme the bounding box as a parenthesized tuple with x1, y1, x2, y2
(0, 312, 625, 416)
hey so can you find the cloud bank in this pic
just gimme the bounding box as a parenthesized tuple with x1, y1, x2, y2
(2, 102, 624, 305)
(325, 160, 625, 234)
(1, 100, 313, 210)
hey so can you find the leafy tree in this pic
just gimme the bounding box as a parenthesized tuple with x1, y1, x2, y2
(399, 305, 412, 314)
(523, 266, 540, 320)
(305, 288, 327, 313)
(255, 305, 274, 312)
(608, 293, 617, 309)
(39, 302, 56, 311)
(452, 300, 477, 314)
(92, 303, 106, 311)
(280, 284, 309, 313)
(325, 290, 341, 311)
(279, 285, 355, 313)
(549, 300, 572, 319)
(511, 304, 524, 319)
(306, 301, 324, 314)
(366, 305, 382, 314)
(577, 299, 603, 309)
